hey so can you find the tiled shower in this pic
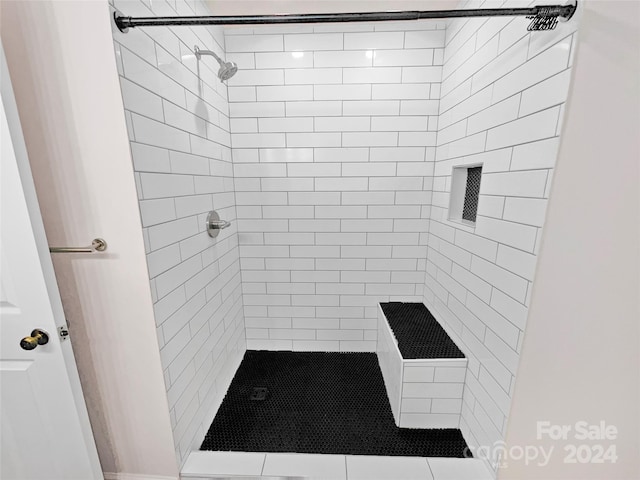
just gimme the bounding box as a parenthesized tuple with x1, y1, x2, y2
(111, 0, 577, 472)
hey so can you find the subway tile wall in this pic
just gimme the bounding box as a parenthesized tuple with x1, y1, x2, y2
(424, 0, 577, 471)
(225, 22, 447, 351)
(111, 0, 246, 465)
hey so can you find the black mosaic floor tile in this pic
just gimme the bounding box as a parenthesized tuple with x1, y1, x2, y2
(380, 302, 465, 359)
(201, 351, 469, 457)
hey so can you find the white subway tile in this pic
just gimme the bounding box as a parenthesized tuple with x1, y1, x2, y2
(121, 48, 186, 108)
(260, 148, 313, 163)
(263, 205, 314, 218)
(343, 67, 402, 84)
(169, 151, 210, 175)
(288, 163, 341, 177)
(232, 133, 286, 148)
(402, 66, 442, 83)
(399, 132, 437, 147)
(402, 383, 464, 398)
(465, 294, 519, 349)
(258, 117, 314, 133)
(490, 289, 528, 331)
(230, 102, 285, 118)
(476, 215, 538, 252)
(289, 219, 340, 232)
(371, 116, 428, 132)
(480, 170, 548, 198)
(139, 173, 195, 199)
(284, 33, 344, 51)
(369, 177, 421, 192)
(315, 116, 370, 132)
(315, 84, 372, 101)
(316, 206, 367, 219)
(234, 163, 286, 178)
(288, 192, 340, 205)
(340, 219, 393, 233)
(227, 69, 284, 86)
(467, 94, 521, 135)
(370, 147, 425, 162)
(130, 143, 171, 173)
(235, 192, 287, 205)
(230, 118, 258, 133)
(120, 77, 164, 121)
(343, 101, 400, 116)
(257, 85, 313, 102)
(344, 32, 404, 50)
(262, 178, 313, 193)
(405, 30, 446, 48)
(314, 50, 372, 68)
(226, 34, 284, 52)
(285, 68, 342, 85)
(286, 101, 342, 117)
(471, 256, 528, 303)
(401, 398, 432, 413)
(140, 198, 177, 227)
(374, 49, 435, 66)
(132, 114, 190, 152)
(431, 399, 463, 414)
(255, 52, 313, 69)
(342, 163, 396, 177)
(226, 52, 256, 69)
(496, 244, 537, 280)
(287, 132, 341, 147)
(485, 107, 560, 150)
(399, 99, 440, 116)
(519, 69, 572, 117)
(343, 132, 398, 147)
(510, 137, 559, 171)
(342, 191, 395, 204)
(503, 197, 547, 227)
(492, 36, 571, 103)
(372, 83, 430, 100)
(315, 147, 369, 163)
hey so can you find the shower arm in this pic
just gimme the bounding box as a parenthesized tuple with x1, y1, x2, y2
(194, 46, 223, 64)
(114, 1, 577, 33)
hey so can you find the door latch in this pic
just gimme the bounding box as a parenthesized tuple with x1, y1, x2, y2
(58, 325, 69, 342)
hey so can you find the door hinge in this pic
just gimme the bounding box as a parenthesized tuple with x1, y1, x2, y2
(58, 325, 70, 342)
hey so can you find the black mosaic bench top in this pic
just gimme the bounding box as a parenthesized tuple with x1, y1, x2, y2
(380, 302, 465, 360)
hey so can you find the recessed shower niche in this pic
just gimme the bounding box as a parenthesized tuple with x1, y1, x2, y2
(110, 0, 579, 475)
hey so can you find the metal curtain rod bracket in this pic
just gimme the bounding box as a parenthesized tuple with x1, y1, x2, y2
(114, 1, 577, 33)
(49, 238, 108, 253)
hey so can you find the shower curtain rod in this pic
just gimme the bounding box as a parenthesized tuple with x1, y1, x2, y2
(114, 2, 577, 33)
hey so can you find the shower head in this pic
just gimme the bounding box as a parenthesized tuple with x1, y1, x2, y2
(217, 61, 238, 81)
(194, 45, 238, 81)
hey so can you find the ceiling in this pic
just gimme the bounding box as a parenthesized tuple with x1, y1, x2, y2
(204, 0, 460, 16)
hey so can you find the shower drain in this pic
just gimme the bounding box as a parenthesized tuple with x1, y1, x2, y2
(250, 386, 269, 401)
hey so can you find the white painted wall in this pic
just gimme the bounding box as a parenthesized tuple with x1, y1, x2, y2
(111, 0, 247, 465)
(226, 23, 445, 350)
(501, 1, 640, 478)
(1, 1, 178, 478)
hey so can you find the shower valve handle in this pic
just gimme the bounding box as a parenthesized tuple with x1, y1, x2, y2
(210, 219, 231, 229)
(206, 211, 231, 238)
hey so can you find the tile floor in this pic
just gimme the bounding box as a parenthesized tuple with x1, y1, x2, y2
(181, 451, 494, 479)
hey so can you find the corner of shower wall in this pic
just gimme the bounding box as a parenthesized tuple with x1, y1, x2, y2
(110, 0, 246, 466)
(424, 0, 579, 473)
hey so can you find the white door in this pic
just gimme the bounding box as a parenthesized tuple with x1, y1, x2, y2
(0, 46, 103, 480)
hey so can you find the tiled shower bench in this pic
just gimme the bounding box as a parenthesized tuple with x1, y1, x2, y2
(377, 302, 467, 429)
